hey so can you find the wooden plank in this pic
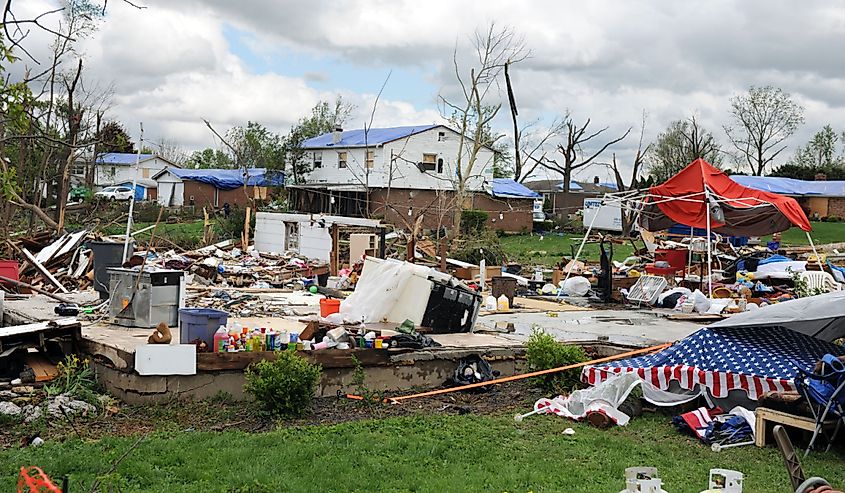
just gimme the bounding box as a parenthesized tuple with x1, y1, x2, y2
(22, 248, 69, 293)
(754, 407, 835, 447)
(24, 353, 59, 382)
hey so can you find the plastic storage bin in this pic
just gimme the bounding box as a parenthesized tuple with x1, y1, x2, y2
(0, 260, 19, 286)
(179, 308, 229, 345)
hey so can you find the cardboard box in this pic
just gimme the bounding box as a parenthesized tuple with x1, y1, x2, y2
(453, 266, 502, 281)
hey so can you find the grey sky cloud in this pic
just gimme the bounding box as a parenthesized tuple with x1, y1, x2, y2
(10, 0, 845, 181)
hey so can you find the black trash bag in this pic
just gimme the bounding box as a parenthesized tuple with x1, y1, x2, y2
(389, 332, 441, 349)
(660, 292, 684, 309)
(447, 355, 500, 392)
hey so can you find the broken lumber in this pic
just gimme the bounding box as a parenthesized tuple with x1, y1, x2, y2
(22, 248, 69, 293)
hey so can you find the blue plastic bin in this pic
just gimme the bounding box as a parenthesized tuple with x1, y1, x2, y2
(179, 308, 229, 345)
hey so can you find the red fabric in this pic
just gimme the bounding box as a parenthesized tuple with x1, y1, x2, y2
(647, 159, 812, 232)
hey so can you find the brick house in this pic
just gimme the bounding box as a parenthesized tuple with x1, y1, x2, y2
(289, 124, 536, 232)
(731, 175, 845, 220)
(152, 167, 284, 208)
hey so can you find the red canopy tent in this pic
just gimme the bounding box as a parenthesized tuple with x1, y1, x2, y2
(639, 159, 812, 236)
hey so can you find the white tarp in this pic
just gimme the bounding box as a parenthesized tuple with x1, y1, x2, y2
(533, 373, 701, 426)
(709, 290, 845, 342)
(340, 258, 434, 324)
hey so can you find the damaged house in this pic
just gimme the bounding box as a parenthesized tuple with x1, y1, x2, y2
(290, 125, 535, 232)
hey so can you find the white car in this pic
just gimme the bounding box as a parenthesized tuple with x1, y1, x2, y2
(95, 186, 134, 201)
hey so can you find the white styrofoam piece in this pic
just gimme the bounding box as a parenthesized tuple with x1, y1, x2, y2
(135, 344, 196, 376)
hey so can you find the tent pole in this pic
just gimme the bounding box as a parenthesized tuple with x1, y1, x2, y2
(562, 195, 603, 287)
(705, 188, 713, 298)
(123, 123, 143, 263)
(806, 231, 824, 270)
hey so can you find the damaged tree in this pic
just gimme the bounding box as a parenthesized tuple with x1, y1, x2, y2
(541, 115, 631, 193)
(439, 23, 528, 240)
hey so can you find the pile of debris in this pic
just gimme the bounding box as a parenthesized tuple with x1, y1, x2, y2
(0, 386, 97, 424)
(6, 230, 92, 294)
(2, 231, 331, 297)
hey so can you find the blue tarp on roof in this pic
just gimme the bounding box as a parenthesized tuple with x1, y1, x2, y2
(301, 125, 439, 148)
(164, 168, 284, 191)
(555, 181, 583, 191)
(731, 175, 845, 197)
(97, 153, 154, 165)
(490, 178, 541, 199)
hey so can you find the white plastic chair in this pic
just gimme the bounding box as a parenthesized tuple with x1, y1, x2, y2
(799, 271, 842, 293)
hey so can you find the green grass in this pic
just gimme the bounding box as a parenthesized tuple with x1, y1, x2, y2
(499, 233, 635, 266)
(1, 413, 842, 492)
(501, 221, 845, 266)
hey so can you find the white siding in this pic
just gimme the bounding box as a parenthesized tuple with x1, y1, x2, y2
(155, 173, 184, 207)
(302, 127, 495, 192)
(95, 157, 173, 187)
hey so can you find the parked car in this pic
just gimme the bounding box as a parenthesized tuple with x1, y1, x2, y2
(95, 186, 134, 201)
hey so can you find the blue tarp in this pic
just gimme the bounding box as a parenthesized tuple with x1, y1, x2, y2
(731, 175, 845, 197)
(164, 168, 284, 191)
(490, 178, 541, 199)
(301, 125, 439, 148)
(556, 181, 583, 191)
(119, 182, 145, 201)
(97, 153, 154, 165)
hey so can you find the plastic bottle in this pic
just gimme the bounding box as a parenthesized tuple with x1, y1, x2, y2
(213, 326, 229, 353)
(497, 294, 510, 311)
(485, 295, 497, 311)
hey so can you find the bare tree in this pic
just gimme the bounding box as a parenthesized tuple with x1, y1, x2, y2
(724, 85, 804, 176)
(151, 138, 187, 164)
(515, 117, 567, 182)
(647, 115, 722, 182)
(540, 115, 631, 192)
(439, 23, 528, 239)
(609, 111, 651, 235)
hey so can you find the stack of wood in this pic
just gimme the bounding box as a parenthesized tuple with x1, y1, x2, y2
(6, 230, 93, 293)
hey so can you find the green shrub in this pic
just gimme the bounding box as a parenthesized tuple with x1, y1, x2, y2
(827, 215, 842, 223)
(45, 354, 99, 405)
(244, 351, 322, 418)
(216, 206, 256, 240)
(451, 230, 507, 265)
(525, 328, 588, 394)
(460, 209, 489, 235)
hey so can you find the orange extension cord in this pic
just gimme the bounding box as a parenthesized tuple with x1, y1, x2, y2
(344, 342, 673, 404)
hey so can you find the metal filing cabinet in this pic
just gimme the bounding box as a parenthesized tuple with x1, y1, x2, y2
(108, 268, 185, 328)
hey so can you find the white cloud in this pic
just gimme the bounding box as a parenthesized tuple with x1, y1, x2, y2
(9, 0, 845, 177)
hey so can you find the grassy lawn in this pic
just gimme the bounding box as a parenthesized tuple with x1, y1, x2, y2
(1, 413, 842, 492)
(501, 221, 845, 266)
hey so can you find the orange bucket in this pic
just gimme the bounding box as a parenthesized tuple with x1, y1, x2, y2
(320, 298, 341, 317)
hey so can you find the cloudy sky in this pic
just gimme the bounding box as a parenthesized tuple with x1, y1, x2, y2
(12, 0, 845, 181)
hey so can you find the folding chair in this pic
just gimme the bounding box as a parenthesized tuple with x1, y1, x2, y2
(773, 425, 837, 493)
(794, 354, 845, 456)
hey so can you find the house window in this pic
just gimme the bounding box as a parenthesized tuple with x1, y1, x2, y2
(338, 151, 347, 169)
(437, 158, 444, 174)
(313, 151, 322, 168)
(71, 163, 86, 176)
(142, 168, 151, 178)
(421, 153, 437, 171)
(366, 150, 374, 169)
(438, 131, 446, 142)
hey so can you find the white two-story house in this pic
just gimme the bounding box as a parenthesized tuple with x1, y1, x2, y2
(72, 152, 179, 200)
(302, 124, 495, 190)
(294, 124, 517, 231)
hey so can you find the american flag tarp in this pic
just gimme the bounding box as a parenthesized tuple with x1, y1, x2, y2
(583, 326, 845, 400)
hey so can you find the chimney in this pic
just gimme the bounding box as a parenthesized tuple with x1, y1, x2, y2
(332, 126, 343, 145)
(593, 176, 600, 184)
